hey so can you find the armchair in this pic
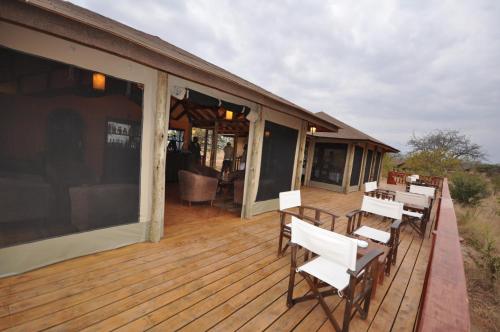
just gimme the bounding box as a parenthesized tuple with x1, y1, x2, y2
(346, 196, 404, 275)
(277, 190, 339, 256)
(178, 170, 218, 206)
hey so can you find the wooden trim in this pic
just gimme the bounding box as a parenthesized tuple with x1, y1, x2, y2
(149, 71, 169, 242)
(417, 178, 470, 331)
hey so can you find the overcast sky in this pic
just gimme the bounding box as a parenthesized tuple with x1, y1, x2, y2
(72, 0, 500, 162)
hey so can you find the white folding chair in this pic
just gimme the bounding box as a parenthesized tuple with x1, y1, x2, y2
(346, 196, 403, 275)
(395, 191, 431, 237)
(287, 217, 383, 332)
(277, 190, 339, 256)
(364, 181, 378, 193)
(364, 181, 395, 200)
(409, 184, 435, 199)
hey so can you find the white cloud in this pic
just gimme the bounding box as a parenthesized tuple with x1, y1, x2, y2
(72, 0, 500, 161)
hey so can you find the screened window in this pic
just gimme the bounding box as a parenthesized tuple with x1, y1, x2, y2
(0, 46, 143, 248)
(256, 121, 298, 201)
(372, 151, 382, 181)
(349, 146, 364, 186)
(311, 143, 348, 186)
(363, 149, 373, 183)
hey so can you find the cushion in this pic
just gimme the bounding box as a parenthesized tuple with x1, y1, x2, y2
(297, 256, 350, 291)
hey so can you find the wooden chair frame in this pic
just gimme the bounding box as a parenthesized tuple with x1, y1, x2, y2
(403, 205, 430, 238)
(345, 210, 401, 275)
(287, 242, 383, 332)
(278, 205, 339, 256)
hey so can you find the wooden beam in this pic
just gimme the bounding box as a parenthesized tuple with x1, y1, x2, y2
(150, 71, 169, 243)
(293, 121, 308, 190)
(202, 129, 208, 166)
(210, 120, 218, 168)
(242, 107, 263, 218)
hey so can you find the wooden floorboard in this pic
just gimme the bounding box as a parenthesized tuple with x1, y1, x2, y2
(0, 185, 433, 332)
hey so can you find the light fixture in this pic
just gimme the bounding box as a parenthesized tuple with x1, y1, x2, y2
(309, 125, 317, 135)
(264, 130, 271, 137)
(225, 110, 233, 121)
(92, 72, 106, 91)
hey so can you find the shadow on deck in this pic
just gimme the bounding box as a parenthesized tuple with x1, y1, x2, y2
(0, 186, 432, 331)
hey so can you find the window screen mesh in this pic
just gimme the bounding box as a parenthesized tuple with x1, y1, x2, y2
(349, 146, 364, 186)
(0, 46, 143, 248)
(311, 143, 348, 186)
(256, 121, 298, 202)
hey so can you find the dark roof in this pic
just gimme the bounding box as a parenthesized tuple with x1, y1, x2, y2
(11, 0, 339, 132)
(311, 112, 399, 152)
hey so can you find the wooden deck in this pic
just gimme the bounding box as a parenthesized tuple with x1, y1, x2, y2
(0, 186, 432, 331)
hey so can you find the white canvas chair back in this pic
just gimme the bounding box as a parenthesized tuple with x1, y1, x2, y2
(291, 217, 357, 271)
(364, 181, 377, 192)
(361, 196, 404, 220)
(410, 185, 435, 199)
(395, 191, 429, 209)
(407, 175, 419, 183)
(279, 190, 301, 211)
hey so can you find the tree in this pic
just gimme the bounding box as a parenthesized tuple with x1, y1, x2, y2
(408, 129, 485, 161)
(404, 149, 462, 176)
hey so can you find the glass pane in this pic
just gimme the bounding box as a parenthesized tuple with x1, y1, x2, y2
(256, 121, 298, 201)
(349, 146, 364, 186)
(0, 46, 143, 248)
(311, 143, 348, 186)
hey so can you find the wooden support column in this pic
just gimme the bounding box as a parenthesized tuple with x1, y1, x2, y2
(343, 143, 355, 193)
(150, 71, 169, 243)
(294, 121, 309, 190)
(233, 134, 238, 171)
(304, 138, 315, 186)
(242, 106, 263, 219)
(202, 129, 208, 166)
(210, 120, 219, 168)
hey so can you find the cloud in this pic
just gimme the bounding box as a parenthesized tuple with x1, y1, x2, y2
(73, 0, 500, 162)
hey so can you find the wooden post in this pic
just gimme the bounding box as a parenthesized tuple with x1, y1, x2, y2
(150, 71, 169, 243)
(242, 106, 263, 219)
(233, 134, 238, 171)
(294, 121, 308, 190)
(202, 129, 208, 166)
(304, 138, 315, 186)
(210, 120, 219, 168)
(343, 143, 355, 193)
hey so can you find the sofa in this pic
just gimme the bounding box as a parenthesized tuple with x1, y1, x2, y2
(178, 170, 218, 206)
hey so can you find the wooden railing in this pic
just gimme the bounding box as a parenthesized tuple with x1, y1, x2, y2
(417, 178, 470, 331)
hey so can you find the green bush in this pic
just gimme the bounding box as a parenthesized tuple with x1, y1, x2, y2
(492, 174, 500, 195)
(450, 172, 489, 206)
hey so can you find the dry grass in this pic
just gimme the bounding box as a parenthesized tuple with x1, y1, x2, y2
(456, 192, 500, 332)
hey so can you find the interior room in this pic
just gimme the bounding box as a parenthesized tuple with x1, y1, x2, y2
(0, 46, 144, 248)
(163, 88, 251, 228)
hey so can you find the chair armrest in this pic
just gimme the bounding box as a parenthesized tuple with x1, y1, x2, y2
(278, 210, 301, 219)
(300, 205, 340, 219)
(278, 210, 323, 226)
(391, 219, 402, 229)
(348, 248, 384, 277)
(346, 209, 362, 219)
